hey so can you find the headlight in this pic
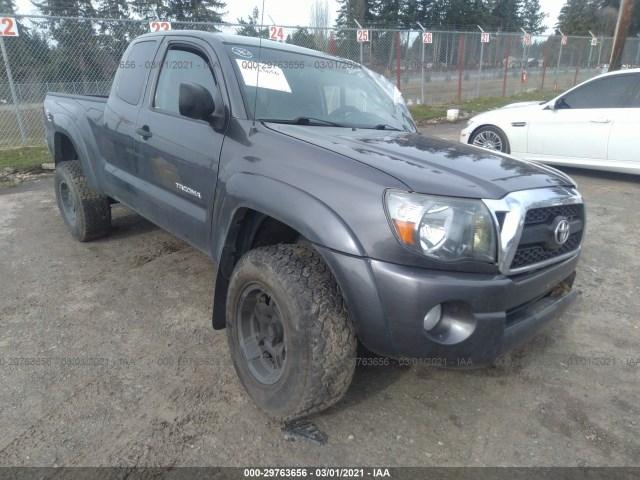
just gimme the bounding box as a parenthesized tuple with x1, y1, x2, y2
(385, 190, 497, 263)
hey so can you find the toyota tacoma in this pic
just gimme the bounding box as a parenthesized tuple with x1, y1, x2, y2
(43, 31, 585, 420)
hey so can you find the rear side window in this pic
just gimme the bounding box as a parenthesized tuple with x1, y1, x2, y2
(561, 74, 638, 109)
(154, 47, 217, 115)
(116, 41, 158, 105)
(625, 76, 640, 108)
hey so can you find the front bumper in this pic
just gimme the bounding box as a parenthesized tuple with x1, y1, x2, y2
(459, 124, 473, 145)
(317, 246, 579, 367)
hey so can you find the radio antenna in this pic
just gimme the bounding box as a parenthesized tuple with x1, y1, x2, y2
(251, 0, 266, 132)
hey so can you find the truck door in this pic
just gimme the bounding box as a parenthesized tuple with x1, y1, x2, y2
(133, 38, 226, 252)
(102, 39, 160, 202)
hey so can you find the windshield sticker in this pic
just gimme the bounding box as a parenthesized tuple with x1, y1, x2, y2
(232, 47, 253, 59)
(236, 59, 292, 93)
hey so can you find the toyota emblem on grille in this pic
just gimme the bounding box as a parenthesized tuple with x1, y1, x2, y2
(555, 219, 570, 245)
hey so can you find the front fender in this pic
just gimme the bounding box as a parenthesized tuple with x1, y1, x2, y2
(210, 172, 366, 330)
(213, 172, 366, 260)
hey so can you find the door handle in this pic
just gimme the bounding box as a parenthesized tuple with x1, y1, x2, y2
(136, 126, 152, 139)
(589, 118, 611, 124)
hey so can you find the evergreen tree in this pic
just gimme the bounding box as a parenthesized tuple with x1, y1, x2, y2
(487, 0, 523, 30)
(287, 27, 315, 47)
(444, 0, 479, 28)
(132, 0, 225, 22)
(556, 0, 597, 35)
(235, 6, 268, 37)
(520, 0, 547, 34)
(335, 0, 377, 27)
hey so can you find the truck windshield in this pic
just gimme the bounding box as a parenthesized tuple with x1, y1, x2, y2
(227, 44, 417, 133)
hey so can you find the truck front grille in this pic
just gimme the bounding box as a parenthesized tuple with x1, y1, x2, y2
(511, 204, 585, 271)
(524, 204, 583, 225)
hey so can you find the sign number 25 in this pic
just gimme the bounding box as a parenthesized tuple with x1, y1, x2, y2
(0, 17, 19, 36)
(149, 21, 171, 32)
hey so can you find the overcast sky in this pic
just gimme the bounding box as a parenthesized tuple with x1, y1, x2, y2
(14, 0, 565, 34)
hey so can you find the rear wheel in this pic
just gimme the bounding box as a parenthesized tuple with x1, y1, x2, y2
(226, 244, 357, 421)
(470, 126, 510, 154)
(54, 160, 111, 241)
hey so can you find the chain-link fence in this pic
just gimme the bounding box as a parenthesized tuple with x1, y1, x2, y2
(2, 14, 640, 151)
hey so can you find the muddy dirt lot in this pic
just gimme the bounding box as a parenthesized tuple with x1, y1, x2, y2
(1, 125, 639, 467)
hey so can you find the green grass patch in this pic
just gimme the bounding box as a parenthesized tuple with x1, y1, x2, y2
(409, 90, 559, 123)
(0, 146, 51, 172)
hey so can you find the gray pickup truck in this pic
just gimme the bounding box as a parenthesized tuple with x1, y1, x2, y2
(44, 31, 585, 420)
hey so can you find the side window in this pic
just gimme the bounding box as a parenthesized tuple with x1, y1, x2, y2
(116, 41, 158, 105)
(154, 47, 217, 116)
(625, 78, 640, 108)
(561, 75, 638, 109)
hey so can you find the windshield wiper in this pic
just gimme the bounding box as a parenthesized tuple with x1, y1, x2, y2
(292, 117, 349, 127)
(257, 117, 349, 127)
(370, 124, 402, 131)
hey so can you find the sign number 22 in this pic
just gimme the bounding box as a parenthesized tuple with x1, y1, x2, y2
(149, 21, 171, 32)
(0, 17, 19, 36)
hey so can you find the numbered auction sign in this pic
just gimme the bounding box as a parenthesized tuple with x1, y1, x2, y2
(422, 32, 433, 44)
(149, 21, 171, 32)
(357, 29, 369, 42)
(0, 17, 19, 36)
(561, 36, 568, 46)
(481, 32, 490, 43)
(591, 37, 598, 46)
(523, 34, 531, 45)
(270, 26, 284, 42)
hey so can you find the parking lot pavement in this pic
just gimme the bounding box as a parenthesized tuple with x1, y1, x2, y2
(1, 131, 639, 467)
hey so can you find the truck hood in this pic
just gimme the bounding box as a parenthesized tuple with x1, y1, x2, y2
(265, 124, 575, 199)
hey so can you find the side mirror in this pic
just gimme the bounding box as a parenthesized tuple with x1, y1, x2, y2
(179, 83, 215, 120)
(553, 97, 567, 110)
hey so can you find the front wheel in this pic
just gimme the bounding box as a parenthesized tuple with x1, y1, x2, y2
(226, 244, 357, 421)
(470, 126, 511, 154)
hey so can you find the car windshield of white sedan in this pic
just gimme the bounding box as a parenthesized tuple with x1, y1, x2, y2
(228, 45, 417, 133)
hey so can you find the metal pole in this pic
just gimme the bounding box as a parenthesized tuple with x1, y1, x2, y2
(635, 35, 640, 66)
(503, 35, 512, 96)
(520, 27, 528, 92)
(0, 37, 27, 145)
(574, 40, 585, 86)
(476, 26, 484, 99)
(396, 31, 401, 90)
(354, 19, 364, 65)
(421, 39, 425, 104)
(418, 22, 426, 105)
(556, 41, 564, 80)
(597, 37, 604, 67)
(555, 29, 566, 86)
(609, 0, 636, 71)
(457, 35, 465, 101)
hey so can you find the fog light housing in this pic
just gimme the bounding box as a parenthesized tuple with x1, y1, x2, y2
(423, 304, 443, 331)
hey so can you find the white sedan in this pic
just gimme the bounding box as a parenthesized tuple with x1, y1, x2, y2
(460, 68, 640, 175)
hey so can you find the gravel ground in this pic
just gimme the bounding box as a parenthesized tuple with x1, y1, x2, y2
(0, 125, 639, 467)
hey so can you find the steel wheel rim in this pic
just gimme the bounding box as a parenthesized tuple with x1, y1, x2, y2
(236, 283, 287, 385)
(58, 180, 76, 225)
(473, 130, 503, 151)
